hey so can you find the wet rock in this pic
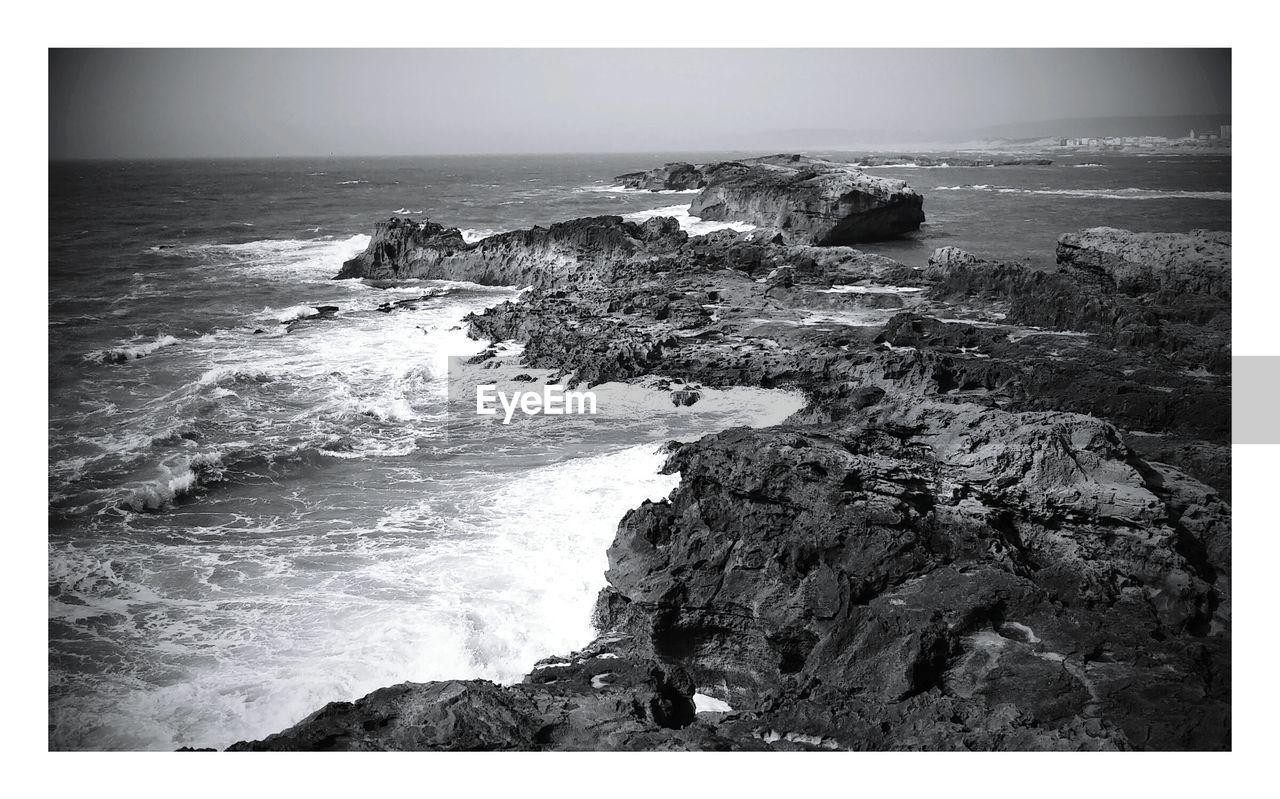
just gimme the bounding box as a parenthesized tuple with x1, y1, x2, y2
(670, 389, 701, 407)
(252, 210, 1232, 752)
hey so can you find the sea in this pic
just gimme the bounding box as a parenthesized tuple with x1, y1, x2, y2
(48, 150, 1231, 750)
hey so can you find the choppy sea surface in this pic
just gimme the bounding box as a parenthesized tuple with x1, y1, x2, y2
(48, 151, 1231, 749)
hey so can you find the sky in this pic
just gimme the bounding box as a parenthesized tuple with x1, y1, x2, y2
(48, 49, 1231, 158)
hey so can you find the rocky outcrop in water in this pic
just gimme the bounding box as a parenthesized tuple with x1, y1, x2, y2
(335, 215, 686, 286)
(688, 155, 925, 245)
(610, 155, 926, 245)
(243, 233, 1228, 751)
(615, 162, 707, 192)
(234, 392, 1229, 751)
(232, 194, 1229, 751)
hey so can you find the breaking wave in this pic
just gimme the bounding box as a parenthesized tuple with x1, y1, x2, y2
(622, 204, 756, 236)
(580, 184, 701, 195)
(86, 335, 182, 364)
(267, 305, 324, 323)
(461, 228, 505, 244)
(933, 185, 1231, 200)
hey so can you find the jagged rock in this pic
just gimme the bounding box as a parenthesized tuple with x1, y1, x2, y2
(246, 214, 1232, 752)
(595, 404, 1229, 750)
(927, 241, 1231, 375)
(925, 245, 983, 277)
(670, 389, 701, 407)
(688, 155, 925, 245)
(615, 162, 707, 191)
(1056, 227, 1231, 298)
(336, 215, 686, 286)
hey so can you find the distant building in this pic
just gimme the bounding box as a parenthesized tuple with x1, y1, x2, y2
(1189, 128, 1197, 140)
(1220, 124, 1232, 139)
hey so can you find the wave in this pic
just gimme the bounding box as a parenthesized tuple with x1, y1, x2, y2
(85, 335, 182, 365)
(392, 208, 425, 215)
(196, 365, 278, 387)
(857, 163, 955, 169)
(119, 451, 227, 511)
(580, 184, 702, 195)
(193, 234, 369, 259)
(185, 234, 371, 281)
(267, 305, 323, 324)
(933, 185, 1230, 200)
(622, 204, 756, 236)
(336, 180, 369, 185)
(461, 228, 505, 244)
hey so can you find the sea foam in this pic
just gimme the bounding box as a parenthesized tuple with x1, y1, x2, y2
(934, 185, 1230, 200)
(622, 204, 756, 236)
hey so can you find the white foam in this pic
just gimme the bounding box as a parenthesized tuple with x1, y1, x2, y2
(188, 235, 371, 283)
(581, 184, 701, 195)
(857, 162, 953, 169)
(622, 204, 756, 236)
(119, 451, 226, 511)
(819, 285, 925, 295)
(934, 185, 1230, 200)
(461, 228, 504, 244)
(268, 305, 322, 323)
(694, 693, 733, 713)
(85, 334, 182, 364)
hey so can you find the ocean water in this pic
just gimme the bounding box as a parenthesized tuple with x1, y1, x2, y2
(48, 151, 1231, 750)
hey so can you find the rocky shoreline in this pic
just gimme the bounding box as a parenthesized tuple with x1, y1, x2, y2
(229, 156, 1230, 751)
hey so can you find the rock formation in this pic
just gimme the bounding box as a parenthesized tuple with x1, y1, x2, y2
(335, 215, 686, 286)
(1056, 227, 1231, 298)
(615, 162, 707, 192)
(610, 155, 926, 245)
(231, 193, 1229, 751)
(688, 155, 925, 245)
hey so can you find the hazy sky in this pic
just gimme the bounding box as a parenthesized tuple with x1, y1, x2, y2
(49, 49, 1230, 158)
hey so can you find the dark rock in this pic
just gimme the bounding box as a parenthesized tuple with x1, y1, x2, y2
(336, 215, 687, 286)
(689, 155, 925, 245)
(238, 211, 1230, 752)
(670, 389, 701, 407)
(615, 162, 707, 192)
(1056, 228, 1231, 298)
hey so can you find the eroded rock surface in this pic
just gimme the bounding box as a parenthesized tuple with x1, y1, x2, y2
(1056, 227, 1231, 298)
(232, 212, 1230, 752)
(335, 215, 686, 286)
(615, 162, 708, 192)
(689, 155, 925, 245)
